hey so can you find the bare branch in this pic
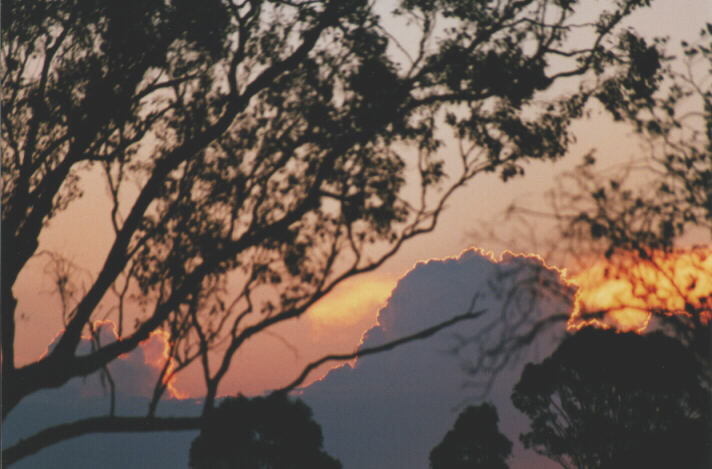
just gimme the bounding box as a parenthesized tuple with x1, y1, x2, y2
(276, 308, 487, 394)
(3, 416, 202, 467)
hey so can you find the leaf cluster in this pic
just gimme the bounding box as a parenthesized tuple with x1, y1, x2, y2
(1, 0, 660, 462)
(512, 328, 710, 469)
(429, 402, 512, 469)
(189, 394, 341, 469)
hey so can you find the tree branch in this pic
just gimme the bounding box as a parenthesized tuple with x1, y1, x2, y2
(2, 416, 201, 467)
(275, 308, 487, 394)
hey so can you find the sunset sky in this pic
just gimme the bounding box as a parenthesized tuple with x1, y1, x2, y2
(5, 1, 712, 468)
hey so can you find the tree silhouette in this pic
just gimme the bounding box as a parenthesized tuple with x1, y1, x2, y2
(189, 394, 340, 469)
(462, 24, 712, 390)
(512, 327, 710, 469)
(429, 403, 512, 469)
(456, 26, 712, 468)
(2, 0, 658, 464)
(546, 27, 712, 371)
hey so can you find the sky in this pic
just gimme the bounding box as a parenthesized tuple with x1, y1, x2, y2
(300, 249, 571, 469)
(9, 245, 707, 467)
(11, 0, 711, 366)
(5, 249, 573, 468)
(5, 0, 712, 468)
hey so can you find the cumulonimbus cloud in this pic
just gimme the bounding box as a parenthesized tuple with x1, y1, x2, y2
(301, 248, 571, 469)
(6, 248, 571, 469)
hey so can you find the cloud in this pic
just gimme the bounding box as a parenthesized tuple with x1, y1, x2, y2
(4, 325, 202, 469)
(568, 247, 712, 332)
(306, 276, 397, 335)
(3, 276, 398, 468)
(36, 320, 179, 399)
(5, 249, 574, 469)
(178, 273, 398, 397)
(301, 248, 573, 469)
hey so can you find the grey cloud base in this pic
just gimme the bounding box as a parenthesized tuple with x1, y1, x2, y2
(302, 249, 569, 469)
(4, 249, 569, 468)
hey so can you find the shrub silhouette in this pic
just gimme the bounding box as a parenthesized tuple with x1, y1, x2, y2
(189, 393, 340, 469)
(512, 328, 710, 469)
(2, 0, 665, 464)
(430, 403, 512, 469)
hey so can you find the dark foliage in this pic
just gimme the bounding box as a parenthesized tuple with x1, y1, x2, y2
(512, 327, 711, 469)
(543, 25, 712, 374)
(189, 394, 340, 469)
(466, 23, 711, 393)
(2, 0, 657, 463)
(430, 403, 512, 469)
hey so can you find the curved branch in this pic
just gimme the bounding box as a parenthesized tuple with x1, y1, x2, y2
(275, 308, 487, 394)
(2, 416, 201, 467)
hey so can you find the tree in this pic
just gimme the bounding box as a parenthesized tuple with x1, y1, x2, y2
(511, 327, 710, 469)
(458, 26, 712, 468)
(463, 24, 712, 386)
(550, 26, 712, 362)
(429, 403, 512, 469)
(1, 0, 656, 464)
(532, 26, 712, 389)
(189, 393, 340, 469)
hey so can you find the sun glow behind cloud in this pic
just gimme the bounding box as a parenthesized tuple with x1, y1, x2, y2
(32, 319, 187, 399)
(132, 246, 712, 399)
(27, 245, 712, 402)
(89, 321, 187, 399)
(305, 276, 397, 334)
(170, 273, 399, 398)
(567, 247, 712, 332)
(141, 328, 189, 399)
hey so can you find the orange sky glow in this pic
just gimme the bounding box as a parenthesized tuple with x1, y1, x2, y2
(568, 248, 712, 333)
(153, 246, 712, 399)
(8, 0, 710, 409)
(21, 245, 712, 401)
